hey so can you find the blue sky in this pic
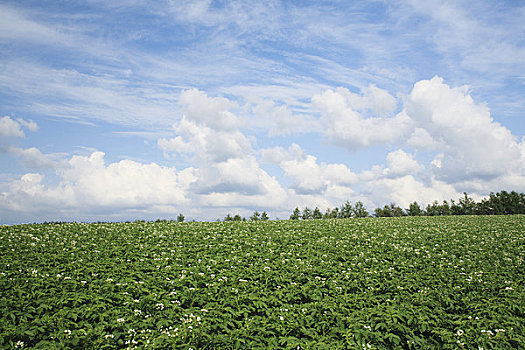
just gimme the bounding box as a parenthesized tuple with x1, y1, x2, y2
(1, 0, 524, 223)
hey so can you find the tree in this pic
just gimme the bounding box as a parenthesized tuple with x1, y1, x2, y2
(353, 201, 369, 218)
(459, 192, 476, 215)
(261, 211, 269, 221)
(374, 206, 389, 217)
(324, 207, 339, 219)
(176, 213, 185, 223)
(340, 201, 353, 218)
(425, 201, 440, 216)
(233, 214, 242, 221)
(250, 211, 260, 221)
(441, 200, 451, 216)
(312, 207, 323, 219)
(290, 207, 301, 220)
(406, 202, 422, 216)
(302, 207, 312, 220)
(450, 199, 462, 215)
(224, 214, 233, 221)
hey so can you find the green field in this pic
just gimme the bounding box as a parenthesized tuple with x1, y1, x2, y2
(1, 216, 524, 349)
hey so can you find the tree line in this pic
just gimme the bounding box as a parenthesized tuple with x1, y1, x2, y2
(289, 190, 525, 220)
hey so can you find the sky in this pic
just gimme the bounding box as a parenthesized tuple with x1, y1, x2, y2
(1, 0, 525, 224)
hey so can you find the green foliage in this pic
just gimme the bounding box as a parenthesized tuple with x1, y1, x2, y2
(290, 207, 301, 220)
(302, 207, 312, 220)
(374, 203, 406, 217)
(407, 201, 423, 216)
(176, 213, 185, 223)
(353, 201, 369, 218)
(312, 207, 323, 219)
(292, 190, 525, 221)
(339, 200, 353, 218)
(1, 216, 524, 349)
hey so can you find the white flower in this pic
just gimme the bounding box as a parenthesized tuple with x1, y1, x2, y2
(457, 329, 464, 337)
(117, 318, 125, 323)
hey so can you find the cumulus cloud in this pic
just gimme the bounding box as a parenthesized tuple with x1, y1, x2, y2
(312, 86, 411, 151)
(0, 116, 35, 144)
(406, 127, 439, 149)
(0, 152, 195, 221)
(384, 149, 424, 178)
(405, 76, 522, 182)
(0, 116, 60, 169)
(364, 175, 461, 209)
(158, 89, 288, 210)
(262, 143, 358, 196)
(179, 88, 239, 130)
(158, 116, 252, 163)
(197, 156, 288, 208)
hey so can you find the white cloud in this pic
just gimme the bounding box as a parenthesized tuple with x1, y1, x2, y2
(263, 143, 358, 196)
(10, 147, 59, 169)
(384, 149, 424, 178)
(405, 76, 522, 182)
(197, 156, 288, 208)
(159, 116, 252, 163)
(365, 175, 460, 209)
(179, 89, 239, 130)
(61, 152, 193, 207)
(341, 85, 398, 116)
(0, 152, 195, 221)
(157, 89, 289, 211)
(0, 116, 27, 140)
(406, 127, 439, 149)
(312, 86, 411, 151)
(250, 99, 320, 136)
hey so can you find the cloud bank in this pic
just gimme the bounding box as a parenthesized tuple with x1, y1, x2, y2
(2, 76, 524, 223)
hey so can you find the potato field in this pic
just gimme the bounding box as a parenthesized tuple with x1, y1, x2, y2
(1, 216, 524, 349)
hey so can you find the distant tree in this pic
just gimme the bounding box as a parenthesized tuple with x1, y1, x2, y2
(250, 211, 260, 221)
(441, 200, 451, 216)
(312, 207, 323, 219)
(302, 207, 312, 220)
(390, 203, 406, 217)
(340, 201, 353, 218)
(290, 207, 301, 220)
(374, 206, 389, 217)
(233, 214, 242, 221)
(459, 192, 476, 215)
(261, 211, 269, 221)
(176, 213, 185, 223)
(330, 207, 340, 219)
(376, 203, 406, 217)
(450, 199, 462, 215)
(406, 202, 422, 216)
(425, 201, 440, 216)
(353, 201, 369, 218)
(224, 214, 233, 221)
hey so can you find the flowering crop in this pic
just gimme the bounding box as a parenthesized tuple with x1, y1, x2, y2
(1, 216, 524, 348)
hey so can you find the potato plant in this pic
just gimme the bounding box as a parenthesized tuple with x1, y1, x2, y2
(1, 216, 524, 349)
